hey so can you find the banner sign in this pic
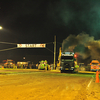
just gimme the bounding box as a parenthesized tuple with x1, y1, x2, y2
(17, 44, 46, 48)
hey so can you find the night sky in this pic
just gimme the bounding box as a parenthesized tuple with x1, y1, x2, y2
(0, 0, 100, 64)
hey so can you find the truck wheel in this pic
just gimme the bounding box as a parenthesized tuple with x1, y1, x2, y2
(45, 67, 47, 70)
(38, 66, 40, 70)
(61, 70, 64, 73)
(47, 66, 48, 70)
(38, 67, 40, 70)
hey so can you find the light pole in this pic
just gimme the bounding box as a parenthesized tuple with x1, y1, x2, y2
(54, 35, 56, 70)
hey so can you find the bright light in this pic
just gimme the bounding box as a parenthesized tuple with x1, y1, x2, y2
(23, 57, 25, 59)
(74, 54, 77, 58)
(0, 26, 3, 30)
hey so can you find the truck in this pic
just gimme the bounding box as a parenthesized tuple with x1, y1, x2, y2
(17, 62, 28, 68)
(90, 60, 100, 71)
(60, 52, 76, 73)
(3, 59, 14, 68)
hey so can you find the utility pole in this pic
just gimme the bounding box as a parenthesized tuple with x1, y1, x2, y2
(54, 35, 56, 70)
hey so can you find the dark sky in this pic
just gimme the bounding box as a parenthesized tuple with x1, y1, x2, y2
(0, 0, 100, 63)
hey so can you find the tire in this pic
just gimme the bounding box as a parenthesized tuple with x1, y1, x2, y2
(61, 70, 64, 73)
(47, 66, 48, 70)
(45, 67, 47, 70)
(38, 66, 40, 70)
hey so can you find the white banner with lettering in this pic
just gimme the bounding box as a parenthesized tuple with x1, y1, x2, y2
(17, 44, 46, 48)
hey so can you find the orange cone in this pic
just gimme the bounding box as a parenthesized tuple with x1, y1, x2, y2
(95, 71, 99, 83)
(2, 66, 4, 69)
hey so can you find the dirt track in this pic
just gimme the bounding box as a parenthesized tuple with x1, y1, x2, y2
(0, 69, 100, 100)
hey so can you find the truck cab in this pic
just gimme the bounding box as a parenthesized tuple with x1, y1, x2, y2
(90, 60, 100, 71)
(60, 52, 75, 73)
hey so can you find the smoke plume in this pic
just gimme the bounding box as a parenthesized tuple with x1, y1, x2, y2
(62, 32, 100, 64)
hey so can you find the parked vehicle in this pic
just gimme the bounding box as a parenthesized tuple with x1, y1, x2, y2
(38, 60, 50, 70)
(3, 59, 14, 68)
(90, 60, 100, 71)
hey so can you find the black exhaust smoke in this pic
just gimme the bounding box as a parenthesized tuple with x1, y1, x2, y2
(62, 32, 100, 65)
